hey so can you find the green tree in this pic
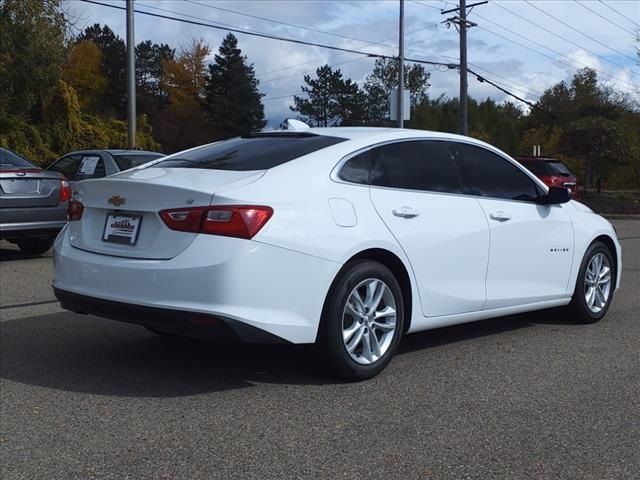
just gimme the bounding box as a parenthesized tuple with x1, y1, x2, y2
(203, 33, 265, 138)
(0, 0, 67, 119)
(78, 24, 126, 118)
(291, 65, 366, 127)
(363, 57, 431, 125)
(136, 40, 174, 116)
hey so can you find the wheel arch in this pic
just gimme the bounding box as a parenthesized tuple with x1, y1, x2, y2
(345, 248, 414, 333)
(593, 234, 619, 281)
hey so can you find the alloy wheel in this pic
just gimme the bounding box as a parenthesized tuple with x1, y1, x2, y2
(584, 253, 612, 314)
(342, 278, 397, 365)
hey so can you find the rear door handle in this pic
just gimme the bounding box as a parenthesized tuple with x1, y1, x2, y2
(489, 211, 511, 222)
(392, 207, 420, 219)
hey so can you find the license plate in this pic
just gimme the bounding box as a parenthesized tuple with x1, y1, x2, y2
(0, 179, 40, 194)
(102, 213, 142, 245)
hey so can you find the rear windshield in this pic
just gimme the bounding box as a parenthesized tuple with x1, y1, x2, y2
(520, 160, 550, 176)
(151, 133, 347, 171)
(0, 147, 35, 169)
(112, 153, 163, 171)
(546, 161, 572, 176)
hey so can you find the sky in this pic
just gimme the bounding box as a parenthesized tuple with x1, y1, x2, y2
(63, 0, 639, 126)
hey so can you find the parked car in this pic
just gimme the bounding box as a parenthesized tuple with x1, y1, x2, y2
(52, 128, 621, 380)
(46, 149, 163, 184)
(515, 155, 580, 198)
(0, 147, 70, 254)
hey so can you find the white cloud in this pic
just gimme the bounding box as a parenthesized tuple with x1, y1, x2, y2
(63, 0, 639, 125)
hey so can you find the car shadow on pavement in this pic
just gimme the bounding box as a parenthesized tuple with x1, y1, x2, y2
(0, 245, 52, 261)
(1, 309, 575, 397)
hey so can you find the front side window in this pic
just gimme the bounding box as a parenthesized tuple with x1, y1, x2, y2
(455, 143, 540, 202)
(370, 140, 463, 194)
(48, 154, 106, 180)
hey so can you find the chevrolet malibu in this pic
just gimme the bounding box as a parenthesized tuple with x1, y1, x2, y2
(53, 128, 621, 380)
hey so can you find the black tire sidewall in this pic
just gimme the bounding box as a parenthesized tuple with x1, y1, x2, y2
(321, 260, 405, 380)
(571, 241, 615, 323)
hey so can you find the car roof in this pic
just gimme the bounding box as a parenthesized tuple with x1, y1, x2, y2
(296, 126, 482, 143)
(514, 155, 560, 162)
(62, 149, 163, 157)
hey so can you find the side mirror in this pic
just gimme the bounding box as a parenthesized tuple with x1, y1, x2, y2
(542, 186, 571, 205)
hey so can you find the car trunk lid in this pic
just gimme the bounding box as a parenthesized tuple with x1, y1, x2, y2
(68, 167, 265, 259)
(0, 169, 65, 208)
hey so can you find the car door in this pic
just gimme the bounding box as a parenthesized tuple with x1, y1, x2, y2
(453, 142, 574, 309)
(368, 140, 490, 317)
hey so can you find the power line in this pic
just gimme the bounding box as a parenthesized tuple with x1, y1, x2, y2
(80, 0, 552, 114)
(80, 0, 456, 68)
(185, 0, 415, 51)
(574, 0, 637, 36)
(467, 63, 545, 98)
(472, 12, 637, 90)
(598, 0, 640, 28)
(492, 1, 634, 72)
(524, 0, 637, 63)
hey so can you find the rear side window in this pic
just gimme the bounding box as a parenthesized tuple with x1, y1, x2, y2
(455, 143, 540, 202)
(370, 141, 463, 194)
(0, 147, 35, 169)
(339, 150, 372, 185)
(112, 153, 162, 171)
(152, 133, 346, 171)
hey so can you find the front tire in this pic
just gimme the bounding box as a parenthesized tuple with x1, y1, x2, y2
(320, 260, 404, 381)
(16, 237, 55, 255)
(568, 241, 615, 324)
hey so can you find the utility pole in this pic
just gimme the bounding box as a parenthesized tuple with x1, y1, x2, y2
(397, 0, 405, 128)
(442, 1, 486, 136)
(126, 0, 136, 149)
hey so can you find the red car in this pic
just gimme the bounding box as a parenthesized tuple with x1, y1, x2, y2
(515, 156, 580, 199)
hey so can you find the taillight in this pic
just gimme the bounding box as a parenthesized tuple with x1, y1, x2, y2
(59, 179, 72, 203)
(68, 199, 84, 221)
(159, 205, 273, 239)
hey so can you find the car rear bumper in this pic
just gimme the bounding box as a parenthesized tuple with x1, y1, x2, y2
(54, 287, 289, 343)
(0, 205, 67, 238)
(52, 231, 341, 344)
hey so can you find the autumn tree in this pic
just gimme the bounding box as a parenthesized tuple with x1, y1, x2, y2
(62, 40, 109, 112)
(78, 24, 126, 118)
(153, 38, 212, 152)
(203, 33, 265, 138)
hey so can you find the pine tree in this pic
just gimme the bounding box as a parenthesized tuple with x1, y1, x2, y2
(203, 34, 265, 138)
(291, 65, 366, 127)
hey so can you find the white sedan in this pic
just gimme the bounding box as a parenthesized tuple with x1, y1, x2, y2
(53, 127, 621, 380)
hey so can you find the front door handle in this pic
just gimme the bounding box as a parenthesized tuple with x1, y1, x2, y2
(392, 207, 420, 219)
(489, 211, 511, 222)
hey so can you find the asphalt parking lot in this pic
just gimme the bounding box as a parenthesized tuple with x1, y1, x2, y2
(1, 220, 639, 480)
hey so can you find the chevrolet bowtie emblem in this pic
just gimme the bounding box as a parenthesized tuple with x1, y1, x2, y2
(108, 195, 126, 207)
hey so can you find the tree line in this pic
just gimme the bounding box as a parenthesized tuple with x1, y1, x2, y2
(1, 0, 638, 189)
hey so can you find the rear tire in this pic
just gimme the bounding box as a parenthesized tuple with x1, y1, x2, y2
(319, 260, 404, 381)
(568, 241, 615, 324)
(16, 237, 54, 255)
